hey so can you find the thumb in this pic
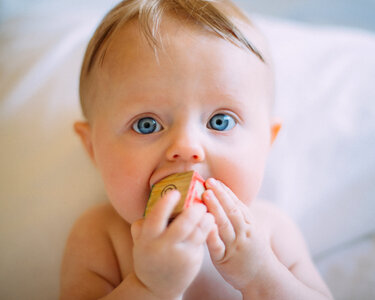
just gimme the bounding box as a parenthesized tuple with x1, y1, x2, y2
(131, 219, 144, 241)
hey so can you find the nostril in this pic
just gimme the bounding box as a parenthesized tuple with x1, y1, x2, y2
(193, 155, 199, 160)
(173, 154, 179, 159)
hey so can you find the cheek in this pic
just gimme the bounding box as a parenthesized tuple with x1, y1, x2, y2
(210, 136, 269, 205)
(94, 143, 155, 223)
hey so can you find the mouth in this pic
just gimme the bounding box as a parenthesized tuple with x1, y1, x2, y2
(150, 171, 189, 188)
(149, 168, 206, 188)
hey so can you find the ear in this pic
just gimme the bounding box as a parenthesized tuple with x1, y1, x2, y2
(73, 121, 96, 165)
(270, 118, 282, 145)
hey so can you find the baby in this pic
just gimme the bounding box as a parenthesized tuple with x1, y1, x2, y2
(60, 0, 333, 299)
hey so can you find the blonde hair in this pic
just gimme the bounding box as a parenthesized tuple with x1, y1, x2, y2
(80, 0, 265, 120)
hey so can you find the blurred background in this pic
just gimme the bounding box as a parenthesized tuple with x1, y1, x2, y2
(1, 0, 375, 32)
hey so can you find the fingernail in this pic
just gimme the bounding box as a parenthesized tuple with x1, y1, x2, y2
(206, 178, 216, 188)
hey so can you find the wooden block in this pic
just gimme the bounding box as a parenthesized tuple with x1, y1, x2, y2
(144, 171, 206, 218)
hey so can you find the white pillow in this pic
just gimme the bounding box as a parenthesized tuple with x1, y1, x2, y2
(0, 12, 106, 299)
(256, 16, 375, 256)
(1, 10, 374, 300)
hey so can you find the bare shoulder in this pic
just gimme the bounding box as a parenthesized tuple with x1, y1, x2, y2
(252, 200, 332, 297)
(252, 200, 308, 268)
(60, 203, 132, 299)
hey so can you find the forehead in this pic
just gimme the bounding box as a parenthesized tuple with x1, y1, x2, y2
(90, 16, 273, 110)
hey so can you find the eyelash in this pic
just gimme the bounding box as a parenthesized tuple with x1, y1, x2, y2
(131, 112, 238, 134)
(207, 113, 237, 131)
(132, 117, 163, 134)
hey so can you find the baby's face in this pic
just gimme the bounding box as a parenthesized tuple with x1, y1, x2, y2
(83, 18, 278, 223)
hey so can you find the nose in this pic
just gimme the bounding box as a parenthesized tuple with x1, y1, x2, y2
(166, 130, 205, 163)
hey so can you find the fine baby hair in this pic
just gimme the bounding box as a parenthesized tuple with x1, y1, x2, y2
(79, 0, 265, 120)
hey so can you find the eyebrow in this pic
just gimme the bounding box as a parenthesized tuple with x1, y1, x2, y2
(123, 90, 247, 107)
(204, 87, 250, 104)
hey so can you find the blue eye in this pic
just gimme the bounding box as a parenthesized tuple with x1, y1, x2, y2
(208, 114, 236, 131)
(132, 117, 162, 134)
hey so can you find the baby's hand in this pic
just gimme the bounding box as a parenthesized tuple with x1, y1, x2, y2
(203, 178, 272, 292)
(131, 190, 215, 300)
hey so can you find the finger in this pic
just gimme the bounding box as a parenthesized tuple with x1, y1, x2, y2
(184, 213, 215, 246)
(203, 189, 235, 246)
(165, 203, 207, 243)
(206, 225, 225, 262)
(130, 219, 144, 241)
(220, 182, 254, 224)
(142, 190, 181, 239)
(220, 183, 243, 206)
(205, 178, 245, 234)
(219, 182, 248, 211)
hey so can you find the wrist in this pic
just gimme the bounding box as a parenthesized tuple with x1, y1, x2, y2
(240, 248, 281, 298)
(132, 272, 183, 300)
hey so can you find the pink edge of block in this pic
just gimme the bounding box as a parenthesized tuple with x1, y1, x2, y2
(184, 171, 205, 209)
